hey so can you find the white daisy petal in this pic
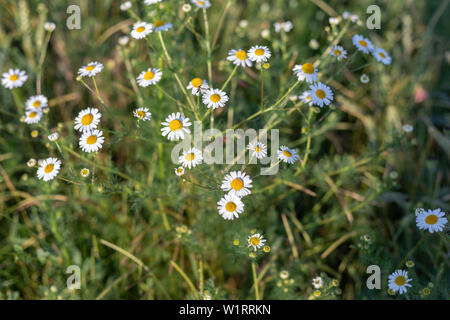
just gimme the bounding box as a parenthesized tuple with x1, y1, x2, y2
(292, 63, 318, 83)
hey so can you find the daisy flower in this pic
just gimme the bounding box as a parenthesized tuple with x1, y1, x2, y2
(330, 45, 347, 61)
(48, 132, 59, 142)
(133, 107, 152, 121)
(186, 77, 209, 95)
(274, 21, 293, 33)
(312, 276, 323, 289)
(130, 22, 153, 39)
(24, 110, 43, 124)
(309, 82, 334, 107)
(175, 167, 185, 176)
(80, 168, 90, 177)
(44, 22, 56, 32)
(137, 68, 162, 87)
(372, 47, 392, 65)
(217, 194, 244, 220)
(182, 4, 192, 12)
(79, 129, 105, 153)
(161, 112, 191, 141)
(247, 233, 266, 251)
(27, 158, 37, 168)
(292, 63, 318, 83)
(74, 108, 102, 132)
(248, 45, 271, 63)
(120, 1, 132, 11)
(352, 34, 374, 54)
(299, 91, 313, 106)
(277, 146, 299, 164)
(360, 74, 370, 84)
(25, 95, 48, 111)
(153, 20, 172, 32)
(227, 49, 252, 68)
(416, 208, 448, 233)
(221, 171, 253, 197)
(78, 62, 103, 78)
(388, 270, 412, 295)
(144, 0, 162, 4)
(178, 148, 203, 169)
(247, 142, 267, 159)
(202, 88, 229, 109)
(1, 69, 27, 89)
(191, 0, 211, 9)
(37, 157, 61, 182)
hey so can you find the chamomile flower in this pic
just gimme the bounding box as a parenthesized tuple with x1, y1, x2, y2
(274, 21, 293, 33)
(299, 91, 313, 106)
(312, 276, 323, 289)
(1, 69, 27, 89)
(186, 77, 209, 95)
(221, 171, 253, 197)
(144, 0, 161, 5)
(133, 107, 152, 121)
(37, 157, 61, 182)
(25, 95, 48, 111)
(78, 62, 103, 78)
(292, 63, 318, 83)
(360, 74, 370, 83)
(217, 194, 244, 220)
(277, 146, 299, 164)
(178, 148, 203, 169)
(74, 108, 102, 132)
(388, 270, 412, 295)
(202, 88, 229, 109)
(191, 0, 211, 9)
(352, 34, 374, 54)
(182, 4, 191, 12)
(80, 168, 90, 177)
(137, 68, 162, 87)
(153, 20, 172, 32)
(120, 1, 132, 11)
(247, 142, 267, 159)
(130, 22, 153, 39)
(227, 49, 252, 68)
(79, 129, 105, 153)
(24, 110, 43, 124)
(44, 22, 56, 32)
(48, 132, 59, 142)
(248, 45, 271, 63)
(416, 208, 448, 233)
(27, 158, 37, 168)
(175, 167, 185, 176)
(372, 47, 392, 65)
(247, 233, 266, 251)
(330, 45, 347, 61)
(161, 112, 191, 141)
(309, 82, 334, 107)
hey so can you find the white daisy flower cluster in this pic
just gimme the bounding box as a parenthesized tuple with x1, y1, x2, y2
(23, 94, 48, 125)
(352, 34, 391, 65)
(217, 171, 253, 220)
(74, 108, 105, 153)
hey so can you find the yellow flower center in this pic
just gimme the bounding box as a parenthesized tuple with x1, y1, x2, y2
(191, 77, 203, 87)
(283, 150, 292, 157)
(359, 40, 368, 47)
(230, 178, 243, 191)
(137, 110, 146, 118)
(210, 94, 221, 103)
(144, 71, 155, 80)
(153, 20, 164, 28)
(425, 214, 438, 225)
(85, 65, 95, 71)
(81, 114, 93, 125)
(32, 101, 41, 108)
(316, 89, 326, 99)
(379, 52, 386, 58)
(44, 164, 54, 173)
(301, 63, 314, 74)
(136, 26, 146, 33)
(177, 168, 183, 173)
(185, 153, 195, 161)
(86, 135, 97, 145)
(250, 236, 260, 246)
(394, 276, 406, 286)
(225, 202, 237, 212)
(9, 74, 19, 81)
(254, 48, 265, 56)
(29, 112, 37, 118)
(198, 1, 204, 4)
(81, 169, 89, 175)
(255, 146, 261, 152)
(334, 49, 342, 56)
(169, 119, 183, 131)
(235, 50, 247, 60)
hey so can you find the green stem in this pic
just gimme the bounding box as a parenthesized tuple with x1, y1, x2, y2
(251, 262, 260, 300)
(221, 64, 238, 91)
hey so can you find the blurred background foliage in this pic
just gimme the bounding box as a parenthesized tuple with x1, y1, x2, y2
(0, 0, 448, 299)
